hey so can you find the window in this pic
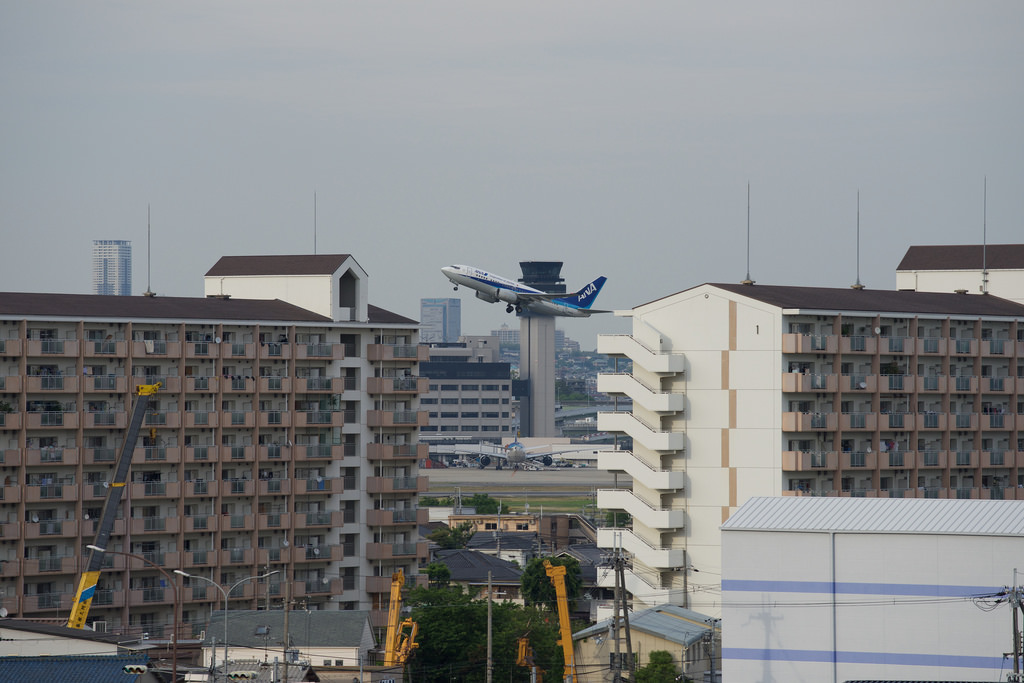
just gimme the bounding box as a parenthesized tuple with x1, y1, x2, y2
(461, 398, 479, 404)
(461, 384, 479, 391)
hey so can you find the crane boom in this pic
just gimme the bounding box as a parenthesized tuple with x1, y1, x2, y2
(383, 570, 406, 666)
(544, 560, 577, 683)
(67, 383, 161, 629)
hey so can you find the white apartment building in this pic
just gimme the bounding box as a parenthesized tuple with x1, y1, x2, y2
(897, 243, 1024, 304)
(0, 254, 428, 640)
(596, 280, 1024, 616)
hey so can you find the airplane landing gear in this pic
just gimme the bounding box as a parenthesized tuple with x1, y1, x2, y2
(506, 304, 514, 313)
(514, 304, 522, 314)
(453, 285, 458, 291)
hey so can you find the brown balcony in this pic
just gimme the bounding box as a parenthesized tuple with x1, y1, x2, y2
(297, 377, 334, 393)
(85, 411, 127, 429)
(0, 521, 18, 538)
(25, 485, 79, 503)
(916, 338, 947, 355)
(0, 375, 21, 392)
(222, 411, 255, 428)
(223, 342, 256, 359)
(0, 339, 23, 355)
(26, 448, 80, 466)
(186, 376, 220, 392)
(781, 333, 837, 354)
(222, 377, 255, 394)
(259, 479, 292, 495)
(186, 341, 220, 358)
(367, 508, 428, 526)
(839, 451, 877, 470)
(83, 517, 127, 538)
(781, 451, 838, 472)
(185, 411, 219, 428)
(366, 475, 428, 495)
(840, 413, 877, 431)
(367, 344, 429, 362)
(0, 413, 22, 430)
(0, 485, 22, 503)
(983, 377, 1013, 394)
(223, 480, 255, 497)
(294, 444, 348, 461)
(132, 340, 182, 357)
(0, 449, 22, 466)
(781, 373, 837, 393)
(84, 339, 128, 357)
(86, 375, 128, 393)
(843, 375, 878, 392)
(26, 412, 79, 429)
(258, 411, 291, 428)
(259, 342, 292, 360)
(130, 481, 182, 499)
(981, 451, 1011, 468)
(839, 336, 877, 354)
(367, 443, 428, 461)
(27, 339, 79, 357)
(27, 375, 80, 393)
(129, 517, 181, 535)
(366, 410, 429, 428)
(186, 479, 219, 496)
(296, 343, 345, 360)
(296, 410, 345, 427)
(365, 541, 428, 561)
(296, 511, 345, 529)
(258, 376, 292, 393)
(259, 512, 292, 529)
(367, 376, 429, 395)
(982, 413, 1011, 430)
(221, 548, 255, 565)
(26, 592, 69, 611)
(222, 513, 255, 530)
(781, 412, 837, 432)
(25, 519, 79, 538)
(186, 515, 219, 532)
(24, 556, 78, 574)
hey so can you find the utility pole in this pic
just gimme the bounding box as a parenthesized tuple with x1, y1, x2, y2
(704, 618, 720, 683)
(282, 578, 290, 683)
(612, 550, 621, 683)
(1012, 570, 1022, 682)
(487, 570, 493, 683)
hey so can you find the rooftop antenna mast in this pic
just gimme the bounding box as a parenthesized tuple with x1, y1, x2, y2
(143, 204, 155, 297)
(741, 183, 754, 285)
(981, 176, 989, 294)
(851, 191, 864, 290)
(313, 191, 317, 255)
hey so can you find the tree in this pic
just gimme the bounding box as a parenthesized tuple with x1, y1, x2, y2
(635, 650, 682, 683)
(465, 493, 500, 514)
(520, 556, 582, 611)
(427, 521, 475, 549)
(406, 584, 563, 683)
(423, 562, 450, 588)
(605, 509, 632, 527)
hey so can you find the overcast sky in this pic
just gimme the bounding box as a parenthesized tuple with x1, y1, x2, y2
(2, 2, 1021, 348)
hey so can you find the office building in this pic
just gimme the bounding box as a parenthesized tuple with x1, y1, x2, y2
(92, 240, 132, 296)
(596, 277, 1024, 615)
(0, 254, 428, 640)
(419, 299, 460, 343)
(420, 336, 514, 444)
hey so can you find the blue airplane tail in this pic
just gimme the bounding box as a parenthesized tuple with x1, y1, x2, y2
(557, 276, 607, 310)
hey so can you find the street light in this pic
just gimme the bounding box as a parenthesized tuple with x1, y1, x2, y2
(86, 545, 178, 682)
(175, 569, 279, 678)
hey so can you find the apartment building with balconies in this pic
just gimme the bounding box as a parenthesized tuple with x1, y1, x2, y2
(596, 279, 1024, 616)
(0, 254, 429, 640)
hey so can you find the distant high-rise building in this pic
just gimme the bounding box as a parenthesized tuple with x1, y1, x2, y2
(92, 240, 132, 296)
(420, 298, 461, 342)
(492, 324, 519, 345)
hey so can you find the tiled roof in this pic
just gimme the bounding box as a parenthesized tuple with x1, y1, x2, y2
(0, 292, 331, 322)
(467, 531, 539, 552)
(203, 609, 370, 648)
(367, 304, 418, 325)
(722, 497, 1024, 536)
(897, 244, 1024, 271)
(704, 282, 1024, 317)
(205, 254, 354, 276)
(0, 654, 149, 682)
(0, 618, 131, 645)
(435, 549, 523, 583)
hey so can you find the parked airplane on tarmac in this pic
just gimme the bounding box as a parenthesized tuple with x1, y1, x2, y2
(441, 264, 608, 317)
(452, 438, 600, 470)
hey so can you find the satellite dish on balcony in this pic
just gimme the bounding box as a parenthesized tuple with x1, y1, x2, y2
(874, 327, 881, 335)
(313, 547, 320, 556)
(84, 513, 90, 520)
(31, 514, 39, 523)
(0, 607, 8, 618)
(214, 337, 222, 344)
(282, 540, 289, 547)
(859, 382, 867, 389)
(321, 577, 329, 585)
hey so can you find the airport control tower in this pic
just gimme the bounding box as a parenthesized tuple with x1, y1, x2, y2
(517, 261, 565, 437)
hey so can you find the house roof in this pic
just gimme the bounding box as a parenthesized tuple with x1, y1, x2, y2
(0, 654, 149, 682)
(467, 531, 539, 553)
(0, 618, 133, 645)
(897, 244, 1024, 271)
(205, 254, 355, 276)
(574, 604, 715, 648)
(225, 660, 319, 682)
(435, 549, 523, 583)
(203, 610, 371, 649)
(0, 291, 332, 322)
(702, 282, 1024, 317)
(722, 497, 1024, 536)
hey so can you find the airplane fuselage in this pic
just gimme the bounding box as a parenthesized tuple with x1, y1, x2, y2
(441, 265, 605, 318)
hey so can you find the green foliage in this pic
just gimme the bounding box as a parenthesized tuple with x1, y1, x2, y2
(519, 556, 583, 611)
(427, 521, 475, 550)
(420, 496, 451, 507)
(424, 562, 451, 588)
(635, 650, 682, 683)
(465, 493, 500, 514)
(406, 584, 563, 683)
(604, 509, 632, 527)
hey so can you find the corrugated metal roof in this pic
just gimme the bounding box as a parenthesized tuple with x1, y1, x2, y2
(722, 497, 1024, 536)
(574, 603, 715, 647)
(204, 609, 370, 648)
(0, 654, 149, 682)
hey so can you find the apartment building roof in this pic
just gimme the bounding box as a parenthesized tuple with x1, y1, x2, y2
(705, 282, 1024, 317)
(0, 291, 415, 325)
(205, 253, 355, 276)
(723, 497, 1024, 536)
(897, 244, 1024, 271)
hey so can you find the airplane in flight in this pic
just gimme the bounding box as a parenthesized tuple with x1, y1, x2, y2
(441, 264, 608, 317)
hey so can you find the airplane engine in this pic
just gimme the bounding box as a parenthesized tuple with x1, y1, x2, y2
(475, 290, 499, 304)
(479, 455, 492, 467)
(541, 455, 553, 467)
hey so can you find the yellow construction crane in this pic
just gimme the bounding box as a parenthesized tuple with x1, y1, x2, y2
(517, 636, 544, 683)
(383, 570, 419, 667)
(544, 560, 577, 683)
(67, 383, 162, 629)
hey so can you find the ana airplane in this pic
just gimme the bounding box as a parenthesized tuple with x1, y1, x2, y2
(441, 265, 608, 317)
(454, 439, 599, 470)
